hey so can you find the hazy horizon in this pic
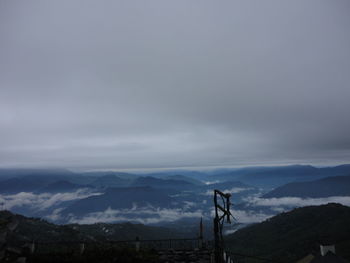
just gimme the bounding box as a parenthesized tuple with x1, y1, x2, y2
(1, 162, 349, 174)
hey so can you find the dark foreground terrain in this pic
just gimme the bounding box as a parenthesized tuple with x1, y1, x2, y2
(0, 210, 211, 262)
(1, 203, 350, 262)
(225, 203, 350, 263)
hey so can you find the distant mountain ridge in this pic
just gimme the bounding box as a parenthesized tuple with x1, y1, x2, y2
(89, 174, 131, 188)
(131, 176, 194, 190)
(263, 175, 350, 198)
(2, 164, 350, 190)
(0, 177, 53, 194)
(212, 164, 350, 188)
(37, 180, 92, 193)
(164, 174, 204, 185)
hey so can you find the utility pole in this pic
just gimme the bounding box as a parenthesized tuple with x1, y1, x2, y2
(213, 189, 233, 263)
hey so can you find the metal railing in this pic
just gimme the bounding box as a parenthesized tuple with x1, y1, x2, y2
(26, 237, 212, 254)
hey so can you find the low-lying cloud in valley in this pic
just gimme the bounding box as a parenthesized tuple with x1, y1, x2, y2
(66, 206, 204, 225)
(0, 189, 101, 211)
(1, 185, 350, 226)
(232, 209, 273, 224)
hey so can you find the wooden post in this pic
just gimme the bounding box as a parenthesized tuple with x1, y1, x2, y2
(80, 243, 85, 255)
(30, 241, 35, 254)
(135, 236, 140, 252)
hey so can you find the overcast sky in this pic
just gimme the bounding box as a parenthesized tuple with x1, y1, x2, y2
(0, 0, 350, 170)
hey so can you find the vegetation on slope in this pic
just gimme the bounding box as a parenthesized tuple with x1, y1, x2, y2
(225, 203, 350, 263)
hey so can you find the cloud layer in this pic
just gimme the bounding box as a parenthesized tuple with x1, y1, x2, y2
(232, 209, 273, 224)
(1, 187, 350, 225)
(0, 189, 101, 211)
(1, 1, 350, 169)
(67, 206, 203, 225)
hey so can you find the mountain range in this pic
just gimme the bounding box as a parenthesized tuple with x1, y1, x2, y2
(211, 164, 350, 188)
(263, 175, 350, 198)
(1, 164, 350, 227)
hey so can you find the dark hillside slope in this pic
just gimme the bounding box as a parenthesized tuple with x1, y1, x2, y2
(225, 203, 350, 263)
(0, 210, 166, 263)
(0, 210, 87, 243)
(0, 210, 186, 244)
(72, 222, 186, 241)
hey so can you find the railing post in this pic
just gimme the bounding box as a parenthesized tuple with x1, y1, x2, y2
(135, 236, 140, 252)
(211, 252, 215, 263)
(31, 241, 36, 254)
(199, 236, 203, 249)
(79, 243, 85, 255)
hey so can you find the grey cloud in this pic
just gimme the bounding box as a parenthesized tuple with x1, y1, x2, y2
(1, 0, 350, 169)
